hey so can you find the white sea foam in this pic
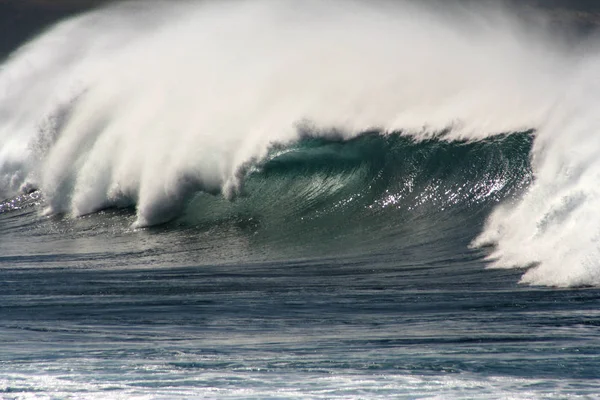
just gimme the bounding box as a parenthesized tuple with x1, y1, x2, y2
(1, 367, 596, 399)
(0, 0, 598, 286)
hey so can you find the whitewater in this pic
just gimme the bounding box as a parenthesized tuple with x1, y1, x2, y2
(1, 0, 600, 398)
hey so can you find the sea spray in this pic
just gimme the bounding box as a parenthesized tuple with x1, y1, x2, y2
(473, 56, 600, 287)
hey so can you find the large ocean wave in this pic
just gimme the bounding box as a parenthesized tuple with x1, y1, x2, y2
(1, 0, 599, 286)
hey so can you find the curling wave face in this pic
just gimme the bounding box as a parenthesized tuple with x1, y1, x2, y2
(179, 132, 533, 256)
(0, 0, 600, 286)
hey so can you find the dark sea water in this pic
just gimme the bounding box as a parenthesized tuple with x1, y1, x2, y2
(2, 134, 600, 398)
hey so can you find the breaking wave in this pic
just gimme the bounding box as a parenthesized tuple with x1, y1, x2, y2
(1, 0, 600, 286)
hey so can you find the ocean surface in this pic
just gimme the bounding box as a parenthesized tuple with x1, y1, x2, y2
(1, 1, 600, 398)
